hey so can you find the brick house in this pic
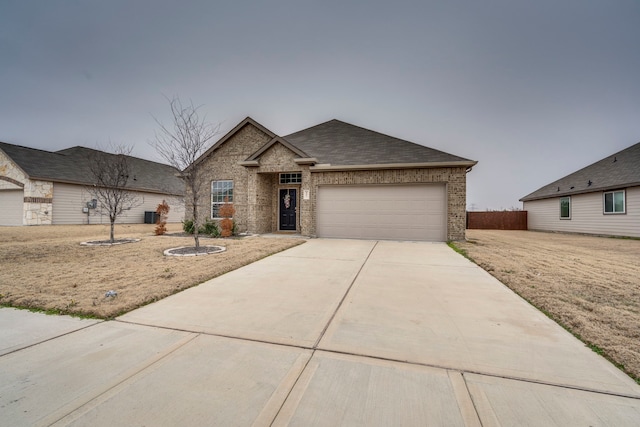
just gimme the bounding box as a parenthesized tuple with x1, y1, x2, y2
(193, 117, 477, 241)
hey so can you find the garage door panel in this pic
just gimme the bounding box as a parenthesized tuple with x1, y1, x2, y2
(0, 190, 24, 226)
(0, 190, 24, 225)
(317, 184, 446, 241)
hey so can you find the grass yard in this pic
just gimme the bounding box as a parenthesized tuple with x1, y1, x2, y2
(453, 230, 640, 382)
(0, 224, 304, 319)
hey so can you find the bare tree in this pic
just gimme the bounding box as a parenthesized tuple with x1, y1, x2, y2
(86, 144, 142, 243)
(151, 96, 220, 249)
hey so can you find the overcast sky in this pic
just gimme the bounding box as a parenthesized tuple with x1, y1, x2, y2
(1, 1, 639, 210)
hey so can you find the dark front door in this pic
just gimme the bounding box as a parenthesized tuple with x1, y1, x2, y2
(279, 188, 297, 230)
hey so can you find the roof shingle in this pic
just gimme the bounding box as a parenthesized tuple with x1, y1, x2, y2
(0, 142, 184, 195)
(283, 119, 475, 166)
(520, 142, 640, 202)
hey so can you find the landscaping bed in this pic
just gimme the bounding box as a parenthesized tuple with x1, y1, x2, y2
(453, 230, 640, 382)
(0, 223, 304, 318)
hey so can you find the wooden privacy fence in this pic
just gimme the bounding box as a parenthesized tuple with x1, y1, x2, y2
(467, 211, 528, 230)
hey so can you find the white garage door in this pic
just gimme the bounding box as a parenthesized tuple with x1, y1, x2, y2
(317, 184, 447, 241)
(0, 190, 24, 226)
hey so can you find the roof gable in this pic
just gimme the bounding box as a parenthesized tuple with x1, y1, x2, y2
(520, 142, 640, 202)
(0, 142, 184, 195)
(192, 117, 277, 168)
(245, 136, 310, 162)
(283, 119, 476, 167)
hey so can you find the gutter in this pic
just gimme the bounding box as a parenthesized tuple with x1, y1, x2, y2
(309, 160, 477, 172)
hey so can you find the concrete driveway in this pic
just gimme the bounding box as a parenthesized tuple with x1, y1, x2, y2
(2, 239, 640, 426)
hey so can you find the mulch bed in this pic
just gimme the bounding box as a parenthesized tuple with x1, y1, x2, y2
(163, 245, 226, 256)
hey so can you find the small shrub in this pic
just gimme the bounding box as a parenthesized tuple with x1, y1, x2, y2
(220, 219, 232, 238)
(219, 199, 235, 238)
(182, 219, 195, 234)
(154, 200, 170, 235)
(183, 218, 221, 237)
(200, 220, 220, 237)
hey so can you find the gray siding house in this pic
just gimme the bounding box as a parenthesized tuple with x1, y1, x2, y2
(0, 142, 185, 226)
(520, 142, 640, 237)
(192, 117, 477, 241)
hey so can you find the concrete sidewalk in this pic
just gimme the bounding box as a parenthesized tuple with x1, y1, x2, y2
(1, 239, 639, 426)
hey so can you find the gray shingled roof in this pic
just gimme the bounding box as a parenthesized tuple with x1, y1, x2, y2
(520, 142, 640, 202)
(0, 142, 184, 195)
(283, 119, 475, 166)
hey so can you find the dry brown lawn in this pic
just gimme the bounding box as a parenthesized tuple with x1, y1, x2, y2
(0, 224, 304, 318)
(454, 230, 640, 381)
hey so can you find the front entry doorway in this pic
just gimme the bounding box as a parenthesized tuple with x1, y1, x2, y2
(279, 188, 297, 231)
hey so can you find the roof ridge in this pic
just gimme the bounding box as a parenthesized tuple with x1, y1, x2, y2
(287, 119, 448, 152)
(1, 141, 68, 157)
(283, 118, 475, 166)
(57, 145, 177, 168)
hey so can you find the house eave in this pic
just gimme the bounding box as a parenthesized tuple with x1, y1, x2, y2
(294, 157, 317, 165)
(239, 160, 260, 167)
(309, 160, 477, 172)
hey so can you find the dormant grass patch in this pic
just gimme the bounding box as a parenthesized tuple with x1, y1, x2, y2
(0, 224, 304, 318)
(454, 230, 640, 382)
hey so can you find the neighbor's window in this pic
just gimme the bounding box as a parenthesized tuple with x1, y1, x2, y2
(560, 196, 571, 219)
(211, 180, 233, 219)
(279, 172, 302, 184)
(604, 190, 625, 214)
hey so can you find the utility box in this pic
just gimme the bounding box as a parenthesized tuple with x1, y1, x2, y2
(144, 211, 159, 224)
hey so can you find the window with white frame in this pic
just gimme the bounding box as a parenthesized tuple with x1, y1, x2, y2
(279, 173, 302, 184)
(211, 180, 233, 219)
(560, 196, 571, 219)
(604, 190, 625, 214)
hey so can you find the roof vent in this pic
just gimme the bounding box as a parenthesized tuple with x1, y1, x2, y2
(557, 187, 560, 191)
(570, 186, 575, 190)
(614, 156, 617, 162)
(588, 180, 592, 186)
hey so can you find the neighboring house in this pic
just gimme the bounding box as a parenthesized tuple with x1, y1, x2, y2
(520, 142, 640, 238)
(0, 142, 185, 226)
(192, 117, 477, 241)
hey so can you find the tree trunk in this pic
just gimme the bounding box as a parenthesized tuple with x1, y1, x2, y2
(110, 221, 115, 243)
(191, 182, 200, 250)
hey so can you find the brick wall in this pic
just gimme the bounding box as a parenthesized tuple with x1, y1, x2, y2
(196, 123, 272, 231)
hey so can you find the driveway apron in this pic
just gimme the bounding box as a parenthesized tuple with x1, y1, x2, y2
(1, 239, 639, 426)
(118, 239, 376, 347)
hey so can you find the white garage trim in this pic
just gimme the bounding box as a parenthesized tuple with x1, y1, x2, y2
(316, 184, 447, 241)
(0, 190, 24, 225)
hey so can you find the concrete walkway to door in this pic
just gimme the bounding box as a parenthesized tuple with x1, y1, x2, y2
(1, 239, 640, 426)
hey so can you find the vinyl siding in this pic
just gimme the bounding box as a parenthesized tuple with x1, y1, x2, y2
(524, 186, 640, 237)
(52, 183, 184, 225)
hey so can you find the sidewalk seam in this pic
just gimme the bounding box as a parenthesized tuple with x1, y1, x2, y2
(460, 372, 484, 427)
(267, 241, 379, 426)
(0, 320, 103, 358)
(42, 332, 199, 426)
(312, 241, 379, 349)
